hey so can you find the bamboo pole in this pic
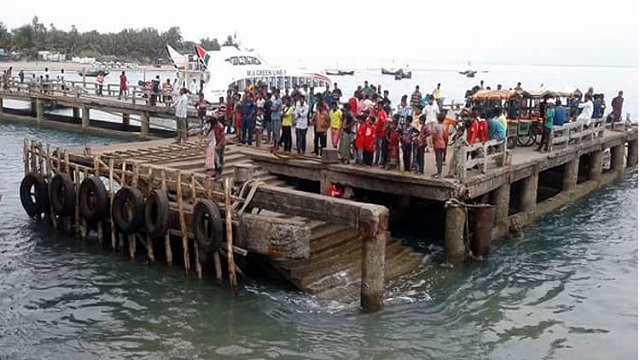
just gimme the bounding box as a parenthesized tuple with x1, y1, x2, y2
(145, 166, 155, 263)
(74, 166, 81, 239)
(128, 163, 140, 259)
(94, 155, 103, 245)
(109, 158, 117, 251)
(224, 177, 237, 295)
(206, 178, 222, 285)
(191, 173, 202, 279)
(119, 161, 126, 250)
(23, 137, 29, 175)
(161, 169, 172, 266)
(37, 142, 45, 174)
(30, 140, 37, 173)
(64, 150, 70, 174)
(56, 147, 61, 172)
(176, 171, 190, 273)
(46, 145, 58, 229)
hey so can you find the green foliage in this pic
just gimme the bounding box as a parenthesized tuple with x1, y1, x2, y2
(0, 17, 225, 64)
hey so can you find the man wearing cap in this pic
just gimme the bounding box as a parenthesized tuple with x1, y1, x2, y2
(537, 99, 555, 152)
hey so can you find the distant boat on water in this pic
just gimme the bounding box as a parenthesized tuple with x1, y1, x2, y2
(325, 69, 354, 76)
(381, 63, 412, 79)
(77, 69, 110, 77)
(459, 61, 487, 78)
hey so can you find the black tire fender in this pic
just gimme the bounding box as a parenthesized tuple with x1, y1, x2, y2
(144, 189, 169, 239)
(20, 172, 48, 218)
(78, 176, 108, 222)
(193, 199, 223, 252)
(112, 186, 145, 235)
(50, 173, 75, 216)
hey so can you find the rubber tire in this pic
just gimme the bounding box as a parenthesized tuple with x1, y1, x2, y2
(144, 189, 169, 239)
(193, 199, 223, 253)
(79, 176, 108, 222)
(50, 173, 75, 216)
(20, 172, 48, 218)
(112, 186, 145, 235)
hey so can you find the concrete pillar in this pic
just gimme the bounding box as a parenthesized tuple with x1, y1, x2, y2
(141, 112, 150, 137)
(30, 99, 37, 116)
(72, 107, 80, 120)
(35, 99, 44, 124)
(81, 106, 90, 130)
(491, 183, 510, 238)
(610, 144, 625, 180)
(445, 202, 466, 264)
(627, 140, 638, 168)
(122, 113, 130, 128)
(589, 150, 604, 181)
(562, 159, 579, 193)
(521, 172, 538, 220)
(0, 97, 3, 117)
(360, 231, 386, 313)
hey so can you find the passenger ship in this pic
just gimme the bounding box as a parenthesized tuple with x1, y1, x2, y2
(194, 44, 332, 102)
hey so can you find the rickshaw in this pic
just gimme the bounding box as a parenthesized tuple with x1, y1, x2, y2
(520, 87, 580, 145)
(470, 89, 531, 148)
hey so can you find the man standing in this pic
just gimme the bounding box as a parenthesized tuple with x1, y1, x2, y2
(322, 85, 332, 107)
(411, 85, 422, 109)
(150, 76, 160, 106)
(610, 91, 624, 123)
(240, 93, 256, 145)
(553, 99, 566, 126)
(172, 88, 189, 144)
(514, 82, 523, 91)
(431, 116, 447, 178)
(363, 80, 372, 97)
(331, 83, 342, 104)
(432, 83, 443, 110)
(118, 71, 128, 100)
(329, 102, 343, 148)
(271, 92, 283, 149)
(294, 96, 310, 154)
(537, 100, 555, 152)
(18, 69, 24, 84)
(195, 93, 209, 130)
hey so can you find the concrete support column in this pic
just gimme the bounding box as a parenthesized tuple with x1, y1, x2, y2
(81, 106, 90, 130)
(0, 97, 4, 117)
(319, 170, 331, 196)
(35, 99, 44, 124)
(589, 150, 604, 181)
(445, 202, 466, 264)
(521, 172, 538, 221)
(562, 159, 579, 193)
(30, 99, 37, 116)
(491, 183, 510, 239)
(359, 208, 388, 313)
(122, 113, 130, 128)
(610, 144, 625, 180)
(72, 107, 80, 120)
(627, 140, 638, 168)
(141, 112, 150, 137)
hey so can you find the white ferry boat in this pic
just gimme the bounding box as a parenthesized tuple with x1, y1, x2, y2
(194, 44, 332, 102)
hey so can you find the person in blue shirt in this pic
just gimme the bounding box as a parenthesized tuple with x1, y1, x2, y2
(553, 99, 566, 126)
(240, 94, 256, 145)
(487, 108, 506, 141)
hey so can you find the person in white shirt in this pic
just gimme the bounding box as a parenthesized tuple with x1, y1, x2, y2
(189, 78, 198, 95)
(577, 94, 594, 125)
(422, 98, 440, 125)
(294, 96, 309, 154)
(172, 88, 189, 143)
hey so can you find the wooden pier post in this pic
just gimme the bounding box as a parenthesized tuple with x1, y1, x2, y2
(359, 207, 387, 313)
(445, 201, 466, 264)
(141, 112, 150, 137)
(225, 177, 238, 294)
(610, 144, 625, 180)
(627, 140, 638, 168)
(562, 159, 579, 193)
(589, 150, 604, 181)
(176, 171, 190, 273)
(521, 172, 538, 222)
(491, 183, 510, 239)
(36, 99, 44, 124)
(108, 158, 117, 250)
(81, 106, 90, 130)
(161, 169, 172, 266)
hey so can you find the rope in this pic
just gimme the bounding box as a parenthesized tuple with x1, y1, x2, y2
(234, 179, 265, 216)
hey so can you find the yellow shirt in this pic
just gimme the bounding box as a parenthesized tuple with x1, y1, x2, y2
(330, 109, 343, 129)
(282, 106, 294, 127)
(433, 88, 441, 99)
(499, 114, 507, 129)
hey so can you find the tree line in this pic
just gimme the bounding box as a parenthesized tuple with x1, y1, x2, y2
(0, 16, 231, 64)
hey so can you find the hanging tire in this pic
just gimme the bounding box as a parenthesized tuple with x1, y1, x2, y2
(20, 172, 48, 218)
(78, 176, 108, 222)
(112, 186, 145, 235)
(144, 189, 169, 239)
(193, 199, 223, 252)
(50, 173, 75, 216)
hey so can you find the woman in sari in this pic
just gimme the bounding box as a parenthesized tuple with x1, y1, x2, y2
(204, 113, 217, 174)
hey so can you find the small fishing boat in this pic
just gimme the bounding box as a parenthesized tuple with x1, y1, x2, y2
(394, 70, 412, 80)
(77, 69, 110, 77)
(325, 69, 354, 76)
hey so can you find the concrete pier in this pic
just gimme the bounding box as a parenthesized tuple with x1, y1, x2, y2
(491, 183, 510, 238)
(589, 150, 604, 181)
(81, 106, 90, 130)
(521, 171, 538, 222)
(563, 158, 579, 193)
(627, 140, 638, 167)
(445, 202, 466, 264)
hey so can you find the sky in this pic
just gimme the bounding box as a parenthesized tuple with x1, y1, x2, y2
(1, 0, 638, 68)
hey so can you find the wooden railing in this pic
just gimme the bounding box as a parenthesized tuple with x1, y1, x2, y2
(459, 139, 507, 180)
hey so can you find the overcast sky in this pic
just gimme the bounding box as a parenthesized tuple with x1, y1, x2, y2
(1, 0, 637, 68)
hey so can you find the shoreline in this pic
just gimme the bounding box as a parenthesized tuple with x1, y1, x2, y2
(0, 60, 176, 73)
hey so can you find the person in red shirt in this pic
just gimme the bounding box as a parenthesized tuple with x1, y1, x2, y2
(363, 116, 376, 166)
(374, 109, 389, 167)
(386, 117, 401, 170)
(431, 116, 447, 178)
(349, 97, 358, 115)
(355, 115, 366, 165)
(118, 71, 128, 100)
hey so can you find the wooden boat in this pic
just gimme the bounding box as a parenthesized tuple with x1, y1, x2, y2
(394, 70, 412, 80)
(77, 69, 110, 77)
(325, 70, 354, 76)
(381, 67, 401, 76)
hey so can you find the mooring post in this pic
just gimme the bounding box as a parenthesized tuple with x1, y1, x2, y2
(589, 150, 604, 181)
(491, 183, 510, 239)
(141, 112, 150, 137)
(627, 140, 638, 168)
(359, 206, 387, 313)
(610, 144, 625, 180)
(36, 98, 44, 124)
(562, 158, 579, 193)
(81, 106, 90, 130)
(445, 201, 466, 264)
(521, 171, 538, 222)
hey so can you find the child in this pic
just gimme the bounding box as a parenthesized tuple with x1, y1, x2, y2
(255, 108, 264, 148)
(386, 118, 401, 170)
